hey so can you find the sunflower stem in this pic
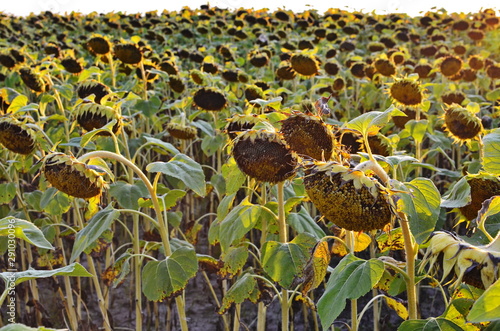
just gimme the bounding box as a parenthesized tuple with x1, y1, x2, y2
(346, 231, 358, 331)
(398, 212, 418, 320)
(277, 181, 289, 330)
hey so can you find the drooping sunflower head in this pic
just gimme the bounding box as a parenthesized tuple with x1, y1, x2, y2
(19, 66, 47, 93)
(113, 43, 142, 65)
(276, 62, 297, 81)
(87, 35, 111, 55)
(442, 105, 483, 144)
(303, 161, 394, 231)
(459, 172, 500, 221)
(225, 114, 262, 140)
(0, 116, 36, 155)
(193, 87, 227, 111)
(165, 122, 197, 140)
(73, 101, 122, 136)
(290, 52, 320, 77)
(387, 76, 425, 107)
(60, 57, 84, 75)
(374, 58, 396, 77)
(441, 91, 466, 105)
(76, 80, 111, 104)
(280, 111, 335, 161)
(421, 231, 500, 290)
(232, 129, 297, 183)
(439, 56, 463, 77)
(42, 152, 108, 199)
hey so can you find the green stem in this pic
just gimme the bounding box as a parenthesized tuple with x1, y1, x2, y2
(277, 181, 289, 331)
(399, 213, 418, 320)
(346, 231, 358, 331)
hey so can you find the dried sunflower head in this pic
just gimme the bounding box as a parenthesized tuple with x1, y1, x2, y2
(193, 87, 226, 111)
(19, 67, 47, 93)
(233, 129, 297, 183)
(113, 43, 142, 65)
(280, 111, 335, 161)
(421, 231, 500, 289)
(87, 35, 111, 55)
(374, 58, 396, 77)
(440, 56, 463, 77)
(42, 152, 108, 199)
(166, 122, 197, 140)
(290, 52, 320, 77)
(76, 80, 111, 104)
(441, 91, 466, 105)
(0, 116, 36, 155)
(388, 77, 425, 107)
(442, 105, 483, 144)
(73, 101, 122, 135)
(303, 161, 394, 231)
(459, 173, 500, 221)
(225, 114, 262, 140)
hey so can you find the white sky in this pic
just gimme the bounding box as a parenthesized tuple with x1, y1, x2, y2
(0, 0, 499, 17)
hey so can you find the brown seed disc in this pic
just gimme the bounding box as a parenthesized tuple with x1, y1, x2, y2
(44, 160, 102, 199)
(193, 87, 227, 111)
(374, 58, 396, 77)
(459, 175, 500, 220)
(290, 53, 319, 76)
(76, 80, 110, 104)
(324, 61, 340, 76)
(114, 44, 142, 65)
(444, 106, 482, 141)
(468, 56, 484, 70)
(233, 131, 297, 183)
(0, 119, 35, 154)
(414, 64, 435, 79)
(166, 123, 197, 140)
(442, 91, 466, 105)
(389, 79, 423, 106)
(87, 36, 111, 55)
(304, 163, 393, 231)
(168, 75, 186, 93)
(0, 54, 16, 69)
(280, 113, 334, 160)
(222, 70, 239, 82)
(61, 58, 83, 74)
(276, 65, 296, 80)
(486, 64, 500, 79)
(440, 56, 462, 77)
(19, 67, 45, 93)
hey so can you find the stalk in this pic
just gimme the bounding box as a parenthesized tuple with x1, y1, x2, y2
(77, 151, 189, 330)
(277, 181, 289, 331)
(346, 231, 358, 331)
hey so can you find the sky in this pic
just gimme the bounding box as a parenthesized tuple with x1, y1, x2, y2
(0, 0, 499, 17)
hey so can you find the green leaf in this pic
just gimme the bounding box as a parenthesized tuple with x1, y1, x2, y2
(138, 189, 186, 212)
(218, 198, 262, 252)
(201, 134, 226, 157)
(142, 136, 180, 155)
(142, 246, 198, 301)
(0, 182, 16, 204)
(441, 176, 471, 209)
(53, 84, 73, 100)
(219, 273, 261, 314)
(405, 120, 428, 144)
(404, 178, 441, 244)
(147, 154, 206, 197)
(0, 217, 53, 250)
(221, 157, 246, 195)
(484, 131, 500, 175)
(70, 205, 120, 262)
(486, 89, 500, 102)
(346, 105, 405, 137)
(398, 318, 464, 331)
(317, 255, 384, 330)
(6, 94, 28, 114)
(261, 233, 317, 289)
(0, 262, 92, 286)
(219, 246, 249, 278)
(109, 181, 148, 210)
(0, 324, 59, 331)
(80, 119, 118, 148)
(287, 206, 326, 240)
(468, 279, 500, 322)
(136, 97, 161, 118)
(39, 188, 71, 216)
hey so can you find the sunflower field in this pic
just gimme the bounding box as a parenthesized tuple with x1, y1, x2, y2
(0, 4, 500, 331)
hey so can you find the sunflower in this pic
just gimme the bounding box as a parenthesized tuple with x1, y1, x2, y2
(387, 77, 425, 107)
(42, 152, 108, 199)
(290, 52, 320, 77)
(73, 101, 122, 135)
(303, 161, 394, 231)
(442, 105, 483, 144)
(0, 116, 36, 155)
(193, 87, 227, 111)
(233, 129, 297, 183)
